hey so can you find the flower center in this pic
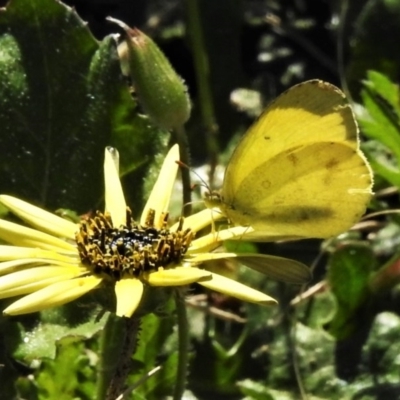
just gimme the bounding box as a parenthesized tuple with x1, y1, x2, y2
(75, 208, 193, 280)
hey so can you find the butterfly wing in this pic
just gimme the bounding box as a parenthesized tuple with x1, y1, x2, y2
(228, 141, 371, 240)
(221, 80, 373, 240)
(235, 254, 311, 283)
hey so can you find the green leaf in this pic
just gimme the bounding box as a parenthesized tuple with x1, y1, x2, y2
(364, 70, 400, 114)
(327, 244, 376, 340)
(360, 71, 400, 166)
(13, 311, 108, 360)
(362, 140, 400, 188)
(0, 0, 103, 211)
(34, 337, 95, 400)
(127, 302, 176, 398)
(0, 0, 167, 213)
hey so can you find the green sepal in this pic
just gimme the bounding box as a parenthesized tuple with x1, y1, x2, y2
(111, 18, 191, 130)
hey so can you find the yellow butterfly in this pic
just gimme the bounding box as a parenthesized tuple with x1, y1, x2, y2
(206, 80, 373, 241)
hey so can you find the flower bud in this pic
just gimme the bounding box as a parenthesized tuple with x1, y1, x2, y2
(108, 17, 191, 130)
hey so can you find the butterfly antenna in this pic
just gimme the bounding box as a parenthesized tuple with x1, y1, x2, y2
(176, 160, 213, 194)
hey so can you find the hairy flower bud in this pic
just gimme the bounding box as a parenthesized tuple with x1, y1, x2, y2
(109, 17, 191, 130)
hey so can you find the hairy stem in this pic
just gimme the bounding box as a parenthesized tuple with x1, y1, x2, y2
(173, 290, 190, 400)
(105, 316, 141, 400)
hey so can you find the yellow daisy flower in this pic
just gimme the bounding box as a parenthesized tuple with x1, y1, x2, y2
(0, 145, 310, 318)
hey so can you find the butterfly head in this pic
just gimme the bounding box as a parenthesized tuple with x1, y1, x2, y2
(204, 190, 224, 209)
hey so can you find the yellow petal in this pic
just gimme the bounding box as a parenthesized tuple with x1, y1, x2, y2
(0, 258, 71, 275)
(0, 266, 85, 299)
(170, 208, 223, 233)
(140, 144, 179, 228)
(0, 195, 77, 239)
(185, 252, 239, 263)
(104, 147, 127, 227)
(115, 278, 144, 317)
(199, 272, 277, 306)
(0, 245, 76, 263)
(3, 276, 102, 316)
(146, 266, 212, 286)
(0, 219, 76, 252)
(188, 226, 252, 253)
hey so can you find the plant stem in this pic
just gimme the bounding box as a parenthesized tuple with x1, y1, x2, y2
(173, 290, 189, 400)
(105, 316, 141, 400)
(184, 0, 219, 172)
(96, 313, 124, 400)
(174, 124, 192, 216)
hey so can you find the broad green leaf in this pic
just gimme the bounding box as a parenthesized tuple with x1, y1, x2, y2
(7, 287, 112, 363)
(0, 0, 104, 211)
(0, 0, 166, 213)
(34, 337, 95, 400)
(13, 310, 108, 360)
